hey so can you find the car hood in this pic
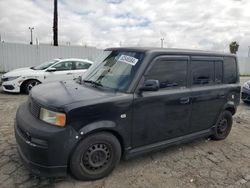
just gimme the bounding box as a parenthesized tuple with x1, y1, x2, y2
(30, 81, 126, 110)
(2, 67, 42, 77)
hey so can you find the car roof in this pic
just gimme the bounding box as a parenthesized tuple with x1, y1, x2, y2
(105, 47, 235, 57)
(57, 58, 93, 64)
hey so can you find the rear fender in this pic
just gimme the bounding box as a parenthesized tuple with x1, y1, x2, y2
(222, 101, 236, 115)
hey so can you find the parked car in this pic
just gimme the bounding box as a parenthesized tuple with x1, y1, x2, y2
(15, 47, 240, 180)
(1, 58, 93, 94)
(242, 80, 250, 103)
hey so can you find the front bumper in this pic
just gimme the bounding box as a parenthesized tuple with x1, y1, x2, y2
(1, 79, 21, 93)
(15, 102, 78, 177)
(241, 87, 250, 102)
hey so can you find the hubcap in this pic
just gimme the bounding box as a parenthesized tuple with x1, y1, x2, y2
(27, 81, 39, 91)
(81, 143, 111, 171)
(217, 118, 228, 134)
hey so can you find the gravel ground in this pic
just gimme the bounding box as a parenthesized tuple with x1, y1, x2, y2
(0, 78, 250, 188)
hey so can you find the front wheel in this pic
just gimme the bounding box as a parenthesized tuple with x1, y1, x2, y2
(70, 132, 121, 180)
(211, 111, 233, 140)
(24, 80, 40, 94)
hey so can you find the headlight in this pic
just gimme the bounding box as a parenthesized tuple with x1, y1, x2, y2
(243, 82, 250, 90)
(39, 108, 66, 127)
(4, 76, 20, 81)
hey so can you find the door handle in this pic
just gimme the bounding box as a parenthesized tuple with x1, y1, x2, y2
(180, 97, 190, 104)
(66, 73, 73, 75)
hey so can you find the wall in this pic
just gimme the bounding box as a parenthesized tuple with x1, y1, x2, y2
(1, 42, 250, 75)
(238, 57, 250, 75)
(0, 42, 103, 72)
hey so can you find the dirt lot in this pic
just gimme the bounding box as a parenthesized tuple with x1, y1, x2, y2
(0, 78, 250, 188)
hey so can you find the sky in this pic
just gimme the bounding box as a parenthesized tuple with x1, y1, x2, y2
(0, 0, 250, 56)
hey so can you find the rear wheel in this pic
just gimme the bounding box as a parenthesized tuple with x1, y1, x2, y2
(70, 132, 121, 180)
(242, 100, 250, 104)
(23, 80, 40, 94)
(211, 111, 232, 140)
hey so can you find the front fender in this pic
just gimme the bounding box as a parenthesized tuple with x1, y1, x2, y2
(73, 120, 130, 155)
(78, 120, 116, 135)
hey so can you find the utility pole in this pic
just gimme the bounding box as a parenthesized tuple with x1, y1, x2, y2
(28, 27, 34, 45)
(53, 0, 58, 46)
(160, 38, 164, 48)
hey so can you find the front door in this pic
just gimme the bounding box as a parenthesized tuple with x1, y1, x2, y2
(44, 61, 74, 83)
(132, 56, 192, 148)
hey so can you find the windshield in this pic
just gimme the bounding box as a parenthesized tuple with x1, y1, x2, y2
(32, 60, 59, 70)
(83, 50, 144, 92)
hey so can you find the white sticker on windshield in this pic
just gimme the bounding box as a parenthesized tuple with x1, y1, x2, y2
(118, 55, 139, 66)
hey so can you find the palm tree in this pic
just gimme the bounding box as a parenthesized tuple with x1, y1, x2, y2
(53, 0, 58, 46)
(229, 41, 239, 54)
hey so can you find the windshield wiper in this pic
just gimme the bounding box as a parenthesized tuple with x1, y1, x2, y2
(83, 80, 103, 87)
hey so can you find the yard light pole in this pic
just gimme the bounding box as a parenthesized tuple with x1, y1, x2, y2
(248, 46, 250, 58)
(160, 38, 164, 48)
(28, 27, 34, 45)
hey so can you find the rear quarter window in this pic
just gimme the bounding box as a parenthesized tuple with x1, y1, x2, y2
(223, 57, 238, 84)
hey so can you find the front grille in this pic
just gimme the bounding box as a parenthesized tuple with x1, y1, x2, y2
(3, 85, 14, 90)
(29, 97, 41, 118)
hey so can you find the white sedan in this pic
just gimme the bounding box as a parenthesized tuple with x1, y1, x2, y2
(1, 58, 93, 94)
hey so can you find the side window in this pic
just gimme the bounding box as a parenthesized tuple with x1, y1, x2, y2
(146, 60, 187, 89)
(223, 57, 237, 84)
(191, 61, 214, 86)
(52, 61, 73, 71)
(215, 61, 223, 84)
(75, 62, 92, 70)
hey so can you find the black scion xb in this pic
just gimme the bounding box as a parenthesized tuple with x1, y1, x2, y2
(15, 47, 240, 180)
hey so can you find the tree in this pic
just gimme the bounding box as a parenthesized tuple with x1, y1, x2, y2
(53, 0, 58, 46)
(229, 41, 239, 54)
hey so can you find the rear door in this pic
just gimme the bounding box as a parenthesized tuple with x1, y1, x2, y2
(72, 61, 92, 80)
(189, 56, 227, 133)
(132, 56, 192, 147)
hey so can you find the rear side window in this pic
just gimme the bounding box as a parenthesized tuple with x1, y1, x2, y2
(75, 62, 92, 70)
(146, 60, 187, 89)
(191, 61, 214, 86)
(223, 57, 237, 84)
(52, 61, 74, 71)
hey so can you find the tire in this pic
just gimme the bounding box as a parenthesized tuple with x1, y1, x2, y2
(70, 132, 121, 181)
(242, 100, 250, 104)
(211, 111, 233, 140)
(23, 80, 40, 94)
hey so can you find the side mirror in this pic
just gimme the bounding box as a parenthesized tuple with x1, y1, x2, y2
(46, 67, 56, 72)
(140, 79, 160, 92)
